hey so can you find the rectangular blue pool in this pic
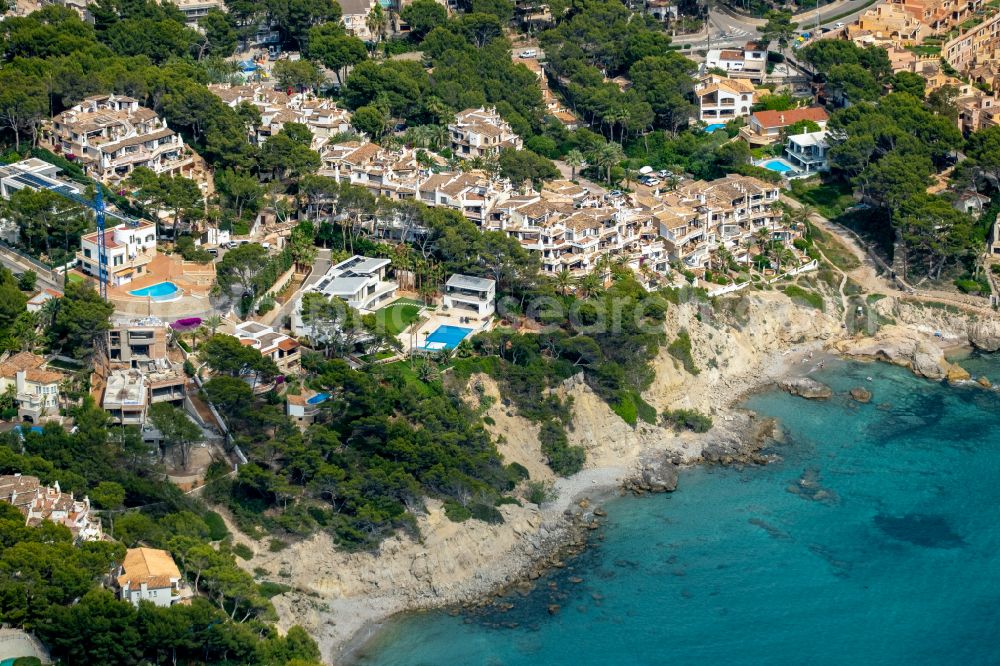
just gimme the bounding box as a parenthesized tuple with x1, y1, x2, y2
(704, 123, 726, 133)
(761, 159, 795, 173)
(421, 325, 473, 350)
(129, 281, 180, 300)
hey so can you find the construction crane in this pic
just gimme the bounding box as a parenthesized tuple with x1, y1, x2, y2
(2, 162, 141, 302)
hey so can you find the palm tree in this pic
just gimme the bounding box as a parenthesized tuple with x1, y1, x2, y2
(554, 268, 574, 295)
(576, 272, 603, 298)
(565, 149, 586, 181)
(205, 315, 223, 336)
(590, 142, 625, 185)
(366, 5, 388, 51)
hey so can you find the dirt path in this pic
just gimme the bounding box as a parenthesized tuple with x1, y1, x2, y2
(782, 196, 996, 317)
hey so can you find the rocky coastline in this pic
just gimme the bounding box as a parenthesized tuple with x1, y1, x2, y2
(232, 292, 998, 665)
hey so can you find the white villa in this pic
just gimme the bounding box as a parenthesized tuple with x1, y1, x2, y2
(291, 255, 397, 335)
(77, 220, 157, 287)
(233, 321, 301, 372)
(695, 75, 756, 123)
(0, 352, 64, 424)
(443, 274, 496, 319)
(117, 547, 187, 608)
(784, 131, 831, 174)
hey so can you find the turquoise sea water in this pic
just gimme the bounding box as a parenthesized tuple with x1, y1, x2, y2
(354, 358, 1000, 666)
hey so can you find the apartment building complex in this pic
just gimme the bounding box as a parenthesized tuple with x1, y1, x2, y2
(209, 84, 352, 150)
(888, 0, 982, 33)
(944, 11, 1000, 90)
(42, 95, 196, 184)
(318, 137, 795, 279)
(448, 107, 523, 158)
(77, 220, 157, 287)
(0, 474, 103, 542)
(694, 75, 757, 123)
(0, 352, 63, 423)
(847, 2, 932, 46)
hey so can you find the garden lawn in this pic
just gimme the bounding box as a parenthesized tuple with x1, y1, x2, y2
(376, 300, 422, 336)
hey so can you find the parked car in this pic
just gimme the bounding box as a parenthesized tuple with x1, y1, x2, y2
(657, 169, 672, 178)
(519, 49, 538, 58)
(835, 21, 845, 28)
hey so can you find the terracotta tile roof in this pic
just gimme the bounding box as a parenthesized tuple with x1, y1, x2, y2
(117, 547, 180, 589)
(752, 107, 829, 129)
(277, 338, 299, 351)
(0, 352, 61, 384)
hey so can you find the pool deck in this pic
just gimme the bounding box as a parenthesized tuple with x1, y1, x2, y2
(92, 253, 220, 321)
(400, 308, 493, 354)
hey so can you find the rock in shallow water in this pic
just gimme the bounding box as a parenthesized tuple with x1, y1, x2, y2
(850, 387, 872, 403)
(779, 377, 833, 399)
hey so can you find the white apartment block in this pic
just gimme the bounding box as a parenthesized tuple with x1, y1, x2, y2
(695, 74, 756, 123)
(209, 84, 352, 150)
(449, 107, 523, 158)
(43, 95, 195, 184)
(77, 220, 157, 287)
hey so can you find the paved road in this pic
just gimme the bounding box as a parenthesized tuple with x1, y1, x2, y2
(0, 247, 63, 292)
(270, 248, 332, 329)
(674, 0, 878, 50)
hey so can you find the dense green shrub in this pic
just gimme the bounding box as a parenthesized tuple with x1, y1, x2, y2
(668, 329, 699, 375)
(203, 510, 229, 541)
(539, 419, 585, 476)
(443, 500, 472, 522)
(661, 409, 713, 433)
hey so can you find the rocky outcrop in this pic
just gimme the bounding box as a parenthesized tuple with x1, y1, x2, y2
(835, 326, 946, 380)
(624, 456, 679, 494)
(968, 318, 1000, 352)
(947, 364, 971, 383)
(849, 387, 872, 403)
(780, 377, 832, 399)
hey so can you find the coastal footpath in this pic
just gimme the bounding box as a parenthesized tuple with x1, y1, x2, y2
(224, 289, 996, 664)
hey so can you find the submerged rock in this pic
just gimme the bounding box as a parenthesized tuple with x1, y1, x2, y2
(849, 387, 872, 403)
(968, 318, 1000, 352)
(779, 377, 833, 399)
(978, 376, 992, 388)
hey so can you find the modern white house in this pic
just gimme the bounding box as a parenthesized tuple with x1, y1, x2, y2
(443, 274, 496, 319)
(117, 547, 187, 608)
(77, 220, 157, 287)
(0, 158, 84, 200)
(784, 131, 831, 174)
(234, 321, 301, 372)
(291, 255, 397, 335)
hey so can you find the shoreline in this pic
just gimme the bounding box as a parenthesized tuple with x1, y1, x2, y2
(336, 339, 829, 664)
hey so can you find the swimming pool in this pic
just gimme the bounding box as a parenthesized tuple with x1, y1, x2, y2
(421, 325, 473, 351)
(129, 281, 180, 300)
(761, 159, 796, 173)
(307, 392, 330, 405)
(704, 123, 726, 133)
